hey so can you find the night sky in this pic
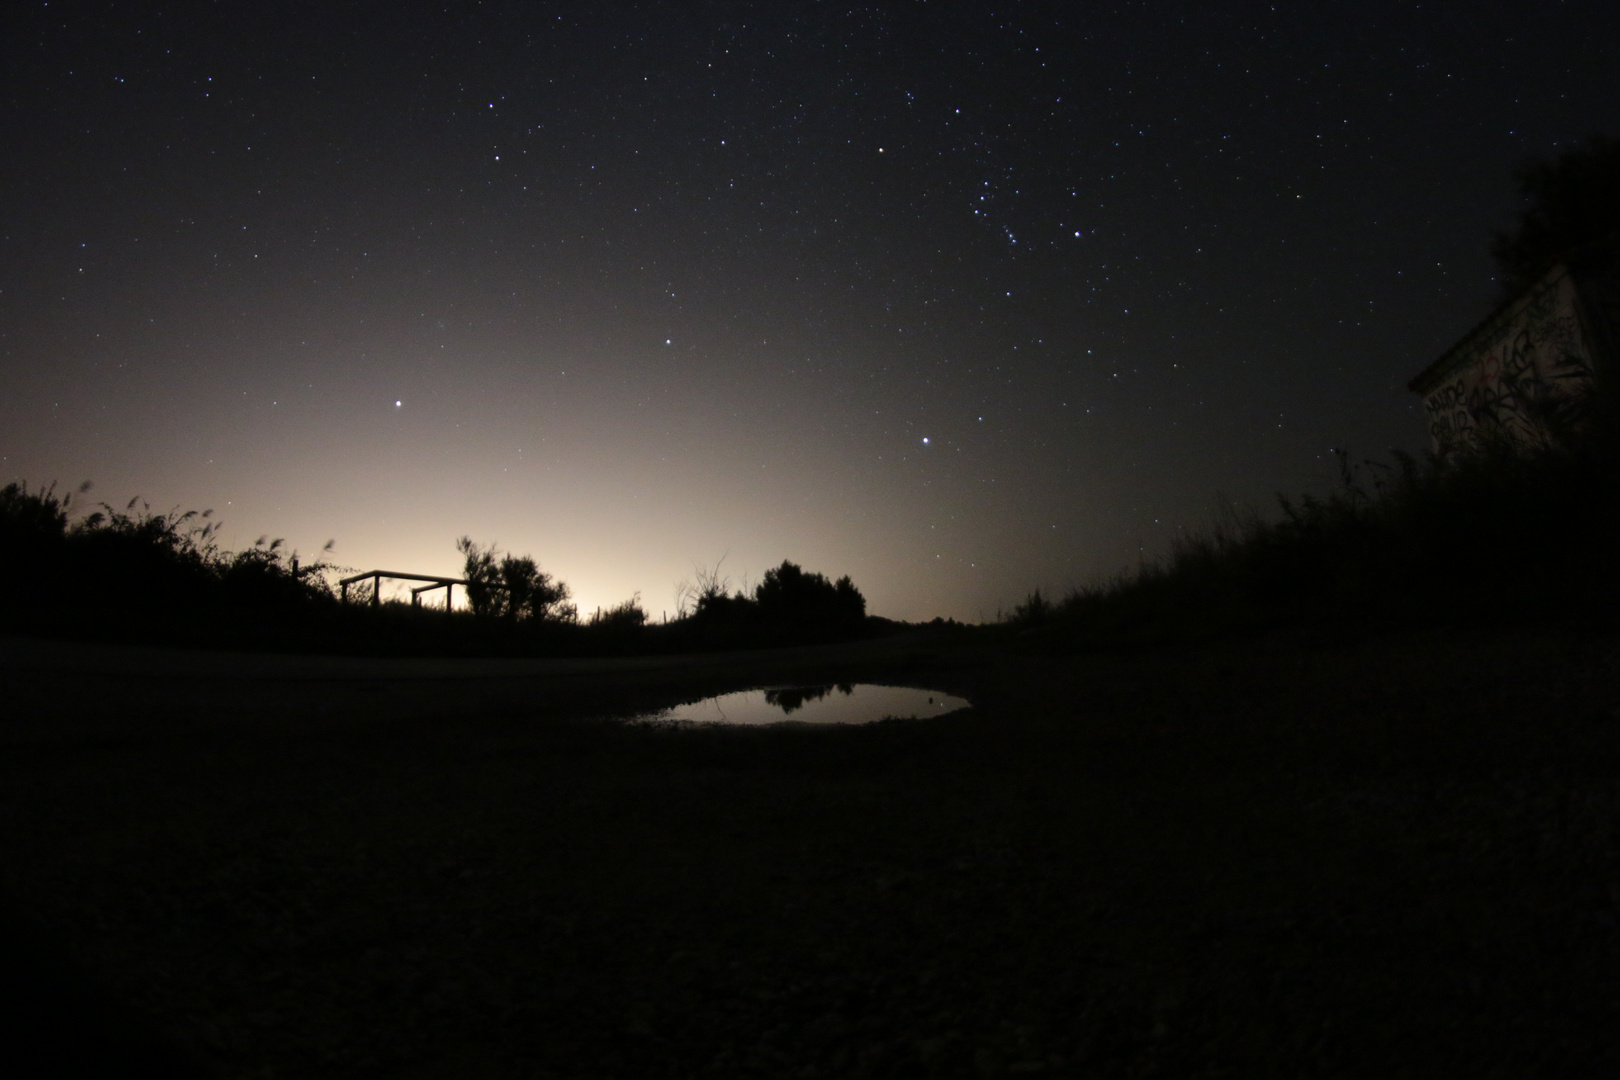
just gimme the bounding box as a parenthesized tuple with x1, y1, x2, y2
(4, 2, 1617, 622)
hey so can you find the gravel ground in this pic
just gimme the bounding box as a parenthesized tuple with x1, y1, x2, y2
(2, 624, 1619, 1077)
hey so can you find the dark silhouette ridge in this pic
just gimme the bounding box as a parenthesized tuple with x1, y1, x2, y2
(0, 486, 889, 657)
(1003, 407, 1620, 652)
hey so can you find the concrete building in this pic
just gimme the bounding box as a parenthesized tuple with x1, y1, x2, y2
(1409, 241, 1620, 456)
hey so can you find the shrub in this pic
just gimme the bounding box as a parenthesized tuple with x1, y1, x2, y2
(0, 483, 339, 640)
(588, 594, 648, 629)
(456, 536, 575, 622)
(753, 560, 866, 631)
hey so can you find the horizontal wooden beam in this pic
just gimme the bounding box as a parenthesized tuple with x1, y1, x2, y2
(337, 570, 471, 588)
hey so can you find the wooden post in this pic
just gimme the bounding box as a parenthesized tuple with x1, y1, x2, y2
(446, 582, 454, 611)
(372, 572, 381, 607)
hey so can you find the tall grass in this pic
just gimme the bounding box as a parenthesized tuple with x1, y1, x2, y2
(1009, 400, 1620, 647)
(0, 483, 340, 645)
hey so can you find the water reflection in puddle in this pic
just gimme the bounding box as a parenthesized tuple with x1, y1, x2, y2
(650, 684, 971, 726)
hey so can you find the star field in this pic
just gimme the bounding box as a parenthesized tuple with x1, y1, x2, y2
(3, 1, 1617, 619)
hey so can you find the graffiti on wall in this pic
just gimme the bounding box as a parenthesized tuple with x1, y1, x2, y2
(1422, 273, 1596, 454)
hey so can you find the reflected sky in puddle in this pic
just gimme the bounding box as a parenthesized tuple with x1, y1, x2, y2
(651, 684, 971, 726)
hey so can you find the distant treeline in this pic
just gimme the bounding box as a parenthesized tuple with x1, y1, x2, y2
(0, 485, 894, 656)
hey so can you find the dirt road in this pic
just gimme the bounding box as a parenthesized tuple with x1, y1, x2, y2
(3, 624, 1618, 1076)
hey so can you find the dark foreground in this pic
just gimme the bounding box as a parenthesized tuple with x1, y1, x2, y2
(2, 624, 1618, 1077)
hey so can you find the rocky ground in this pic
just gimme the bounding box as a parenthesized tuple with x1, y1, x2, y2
(2, 623, 1619, 1077)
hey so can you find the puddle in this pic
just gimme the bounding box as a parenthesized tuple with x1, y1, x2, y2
(649, 684, 971, 726)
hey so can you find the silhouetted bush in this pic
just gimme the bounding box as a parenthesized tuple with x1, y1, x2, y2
(668, 558, 870, 647)
(0, 479, 75, 541)
(455, 536, 577, 623)
(0, 484, 340, 644)
(1012, 589, 1053, 626)
(587, 594, 648, 630)
(754, 560, 866, 631)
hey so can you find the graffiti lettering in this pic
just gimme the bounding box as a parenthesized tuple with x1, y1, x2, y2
(1420, 274, 1595, 455)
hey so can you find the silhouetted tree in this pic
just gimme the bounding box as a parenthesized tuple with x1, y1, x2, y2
(456, 536, 575, 622)
(753, 560, 866, 630)
(1491, 135, 1620, 300)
